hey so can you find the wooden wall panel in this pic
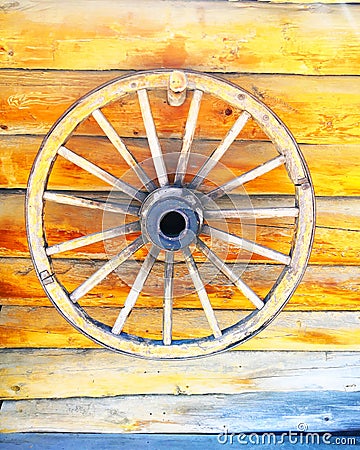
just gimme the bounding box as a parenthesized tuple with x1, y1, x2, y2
(1, 71, 360, 145)
(1, 392, 359, 433)
(1, 307, 359, 351)
(1, 258, 359, 311)
(1, 0, 360, 442)
(1, 1, 360, 75)
(1, 349, 358, 400)
(1, 191, 358, 264)
(1, 135, 359, 196)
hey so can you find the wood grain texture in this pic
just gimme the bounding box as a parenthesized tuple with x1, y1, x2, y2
(1, 258, 359, 311)
(1, 191, 358, 264)
(1, 392, 360, 433)
(1, 1, 360, 75)
(0, 0, 358, 434)
(0, 307, 359, 351)
(1, 71, 360, 145)
(1, 349, 358, 400)
(1, 135, 359, 196)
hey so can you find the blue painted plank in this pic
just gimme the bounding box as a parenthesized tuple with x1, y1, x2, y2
(2, 391, 360, 433)
(0, 433, 360, 450)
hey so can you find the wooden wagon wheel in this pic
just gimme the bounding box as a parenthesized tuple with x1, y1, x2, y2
(26, 70, 315, 359)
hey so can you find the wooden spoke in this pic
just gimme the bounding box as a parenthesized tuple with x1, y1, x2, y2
(202, 224, 291, 265)
(137, 89, 169, 187)
(189, 111, 251, 189)
(183, 248, 222, 338)
(70, 236, 145, 303)
(92, 109, 157, 191)
(204, 207, 299, 220)
(112, 246, 160, 335)
(174, 89, 203, 186)
(58, 146, 146, 202)
(46, 221, 141, 256)
(43, 191, 140, 216)
(163, 251, 174, 346)
(207, 155, 286, 201)
(196, 238, 264, 309)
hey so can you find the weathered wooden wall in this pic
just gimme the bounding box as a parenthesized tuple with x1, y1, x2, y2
(0, 0, 359, 442)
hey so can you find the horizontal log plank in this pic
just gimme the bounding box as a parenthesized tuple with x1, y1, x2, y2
(1, 191, 358, 264)
(1, 72, 360, 145)
(0, 307, 359, 351)
(1, 136, 359, 196)
(2, 191, 294, 261)
(1, 392, 360, 433)
(1, 2, 360, 75)
(0, 349, 359, 400)
(1, 258, 359, 311)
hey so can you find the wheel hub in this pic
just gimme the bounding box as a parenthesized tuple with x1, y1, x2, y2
(140, 187, 204, 251)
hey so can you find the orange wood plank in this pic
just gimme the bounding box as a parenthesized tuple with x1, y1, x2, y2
(0, 306, 359, 351)
(1, 71, 360, 145)
(1, 191, 358, 264)
(1, 135, 359, 196)
(1, 1, 360, 75)
(1, 258, 359, 311)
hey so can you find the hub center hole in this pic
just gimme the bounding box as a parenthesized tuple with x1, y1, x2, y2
(160, 211, 186, 238)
